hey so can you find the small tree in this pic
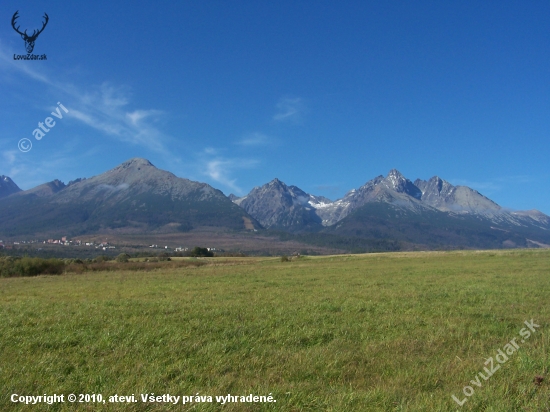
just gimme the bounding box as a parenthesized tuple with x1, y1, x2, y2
(116, 253, 130, 263)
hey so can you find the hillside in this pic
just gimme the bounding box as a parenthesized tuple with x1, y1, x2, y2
(0, 158, 259, 237)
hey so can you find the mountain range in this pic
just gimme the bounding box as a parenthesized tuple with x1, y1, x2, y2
(0, 158, 259, 237)
(231, 169, 550, 249)
(1, 158, 548, 251)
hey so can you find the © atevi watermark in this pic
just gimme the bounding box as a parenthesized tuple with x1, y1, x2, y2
(18, 102, 69, 153)
(451, 319, 540, 406)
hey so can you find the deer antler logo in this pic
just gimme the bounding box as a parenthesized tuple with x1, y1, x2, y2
(11, 11, 49, 54)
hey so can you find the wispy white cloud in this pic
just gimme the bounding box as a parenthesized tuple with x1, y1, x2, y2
(126, 109, 161, 126)
(68, 110, 95, 126)
(206, 160, 242, 193)
(63, 83, 169, 153)
(1, 40, 260, 195)
(236, 132, 273, 147)
(273, 97, 304, 122)
(0, 42, 171, 156)
(100, 84, 130, 108)
(199, 147, 259, 195)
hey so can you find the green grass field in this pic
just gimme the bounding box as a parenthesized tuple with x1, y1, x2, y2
(1, 250, 549, 411)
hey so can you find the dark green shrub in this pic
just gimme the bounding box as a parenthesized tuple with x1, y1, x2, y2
(189, 247, 214, 257)
(116, 253, 130, 263)
(0, 257, 65, 277)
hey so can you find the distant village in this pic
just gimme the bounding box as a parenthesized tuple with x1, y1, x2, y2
(0, 237, 220, 253)
(0, 237, 115, 251)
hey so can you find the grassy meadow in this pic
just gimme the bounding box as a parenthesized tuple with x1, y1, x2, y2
(0, 250, 549, 411)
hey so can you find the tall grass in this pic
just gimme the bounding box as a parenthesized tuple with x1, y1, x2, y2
(0, 249, 549, 411)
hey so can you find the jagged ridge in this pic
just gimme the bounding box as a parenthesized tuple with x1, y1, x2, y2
(231, 170, 550, 248)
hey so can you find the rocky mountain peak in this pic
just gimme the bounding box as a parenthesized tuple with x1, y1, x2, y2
(94, 158, 176, 190)
(268, 178, 287, 189)
(415, 176, 454, 199)
(121, 158, 154, 168)
(387, 169, 404, 178)
(429, 176, 443, 190)
(235, 178, 323, 231)
(1, 175, 16, 185)
(414, 176, 501, 213)
(382, 169, 422, 199)
(110, 158, 156, 174)
(0, 175, 22, 198)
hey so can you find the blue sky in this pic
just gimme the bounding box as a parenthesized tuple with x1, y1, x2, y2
(1, 1, 549, 213)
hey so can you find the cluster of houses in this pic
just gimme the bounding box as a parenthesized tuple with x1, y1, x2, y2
(5, 237, 80, 246)
(0, 238, 221, 253)
(45, 237, 76, 245)
(44, 238, 114, 248)
(0, 237, 116, 251)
